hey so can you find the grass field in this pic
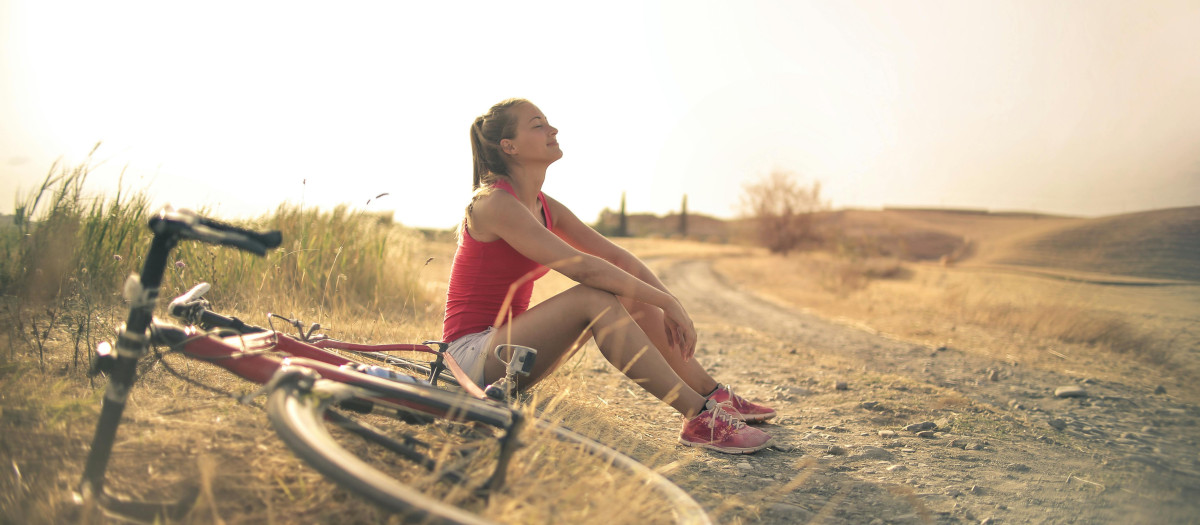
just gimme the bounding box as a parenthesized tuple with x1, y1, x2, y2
(2, 159, 1196, 522)
(0, 164, 709, 523)
(715, 206, 1200, 401)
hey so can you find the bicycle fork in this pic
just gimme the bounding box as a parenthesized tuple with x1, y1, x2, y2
(77, 233, 196, 520)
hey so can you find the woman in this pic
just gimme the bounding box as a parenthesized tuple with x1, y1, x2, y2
(443, 98, 775, 454)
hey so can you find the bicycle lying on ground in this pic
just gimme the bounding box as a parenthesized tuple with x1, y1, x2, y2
(77, 207, 710, 524)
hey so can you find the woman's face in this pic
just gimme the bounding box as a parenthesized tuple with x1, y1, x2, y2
(502, 103, 562, 166)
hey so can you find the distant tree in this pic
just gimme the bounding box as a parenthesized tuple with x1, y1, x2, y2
(679, 194, 688, 237)
(739, 171, 827, 255)
(618, 191, 628, 237)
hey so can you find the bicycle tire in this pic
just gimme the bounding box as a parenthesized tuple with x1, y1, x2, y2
(267, 378, 496, 524)
(266, 375, 712, 524)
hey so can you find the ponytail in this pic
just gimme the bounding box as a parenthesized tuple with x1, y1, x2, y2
(468, 98, 528, 192)
(469, 116, 491, 191)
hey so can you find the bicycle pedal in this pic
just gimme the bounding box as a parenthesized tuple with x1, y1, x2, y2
(335, 398, 374, 414)
(499, 345, 537, 377)
(483, 382, 508, 402)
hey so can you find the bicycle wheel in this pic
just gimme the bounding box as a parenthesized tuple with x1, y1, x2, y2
(265, 372, 711, 524)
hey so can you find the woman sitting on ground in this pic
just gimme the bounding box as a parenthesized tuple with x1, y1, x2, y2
(443, 98, 776, 454)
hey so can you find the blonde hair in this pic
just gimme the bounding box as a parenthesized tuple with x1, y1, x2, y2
(461, 98, 530, 239)
(469, 98, 529, 192)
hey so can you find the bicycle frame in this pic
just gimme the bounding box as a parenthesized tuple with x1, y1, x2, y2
(150, 325, 511, 427)
(77, 207, 521, 518)
(169, 289, 462, 389)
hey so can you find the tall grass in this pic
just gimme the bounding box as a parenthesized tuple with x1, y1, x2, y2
(1, 155, 435, 368)
(248, 203, 428, 320)
(1, 156, 698, 525)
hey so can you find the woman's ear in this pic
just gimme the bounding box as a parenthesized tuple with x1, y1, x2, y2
(500, 138, 517, 156)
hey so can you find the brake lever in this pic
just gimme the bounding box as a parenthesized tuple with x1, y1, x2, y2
(304, 323, 322, 342)
(266, 313, 307, 340)
(168, 283, 212, 321)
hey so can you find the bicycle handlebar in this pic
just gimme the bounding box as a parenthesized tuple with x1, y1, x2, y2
(167, 284, 267, 334)
(150, 207, 282, 256)
(82, 205, 282, 499)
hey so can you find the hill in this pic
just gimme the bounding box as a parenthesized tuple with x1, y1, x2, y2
(595, 205, 1198, 283)
(805, 207, 1199, 282)
(593, 209, 734, 241)
(983, 206, 1200, 282)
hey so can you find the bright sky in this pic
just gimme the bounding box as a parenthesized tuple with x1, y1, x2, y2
(3, 0, 1198, 229)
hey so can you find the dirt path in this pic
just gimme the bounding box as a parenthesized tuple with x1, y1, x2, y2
(601, 257, 1200, 524)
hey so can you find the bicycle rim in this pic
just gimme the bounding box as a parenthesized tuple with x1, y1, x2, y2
(266, 380, 496, 525)
(266, 379, 712, 524)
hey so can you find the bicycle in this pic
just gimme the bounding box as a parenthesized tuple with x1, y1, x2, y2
(77, 206, 711, 524)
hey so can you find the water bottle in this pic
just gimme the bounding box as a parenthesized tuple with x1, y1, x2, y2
(342, 363, 419, 384)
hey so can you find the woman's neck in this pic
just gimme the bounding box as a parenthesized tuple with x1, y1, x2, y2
(503, 165, 547, 208)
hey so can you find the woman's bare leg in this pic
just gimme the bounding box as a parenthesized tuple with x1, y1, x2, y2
(619, 297, 720, 396)
(481, 285, 708, 417)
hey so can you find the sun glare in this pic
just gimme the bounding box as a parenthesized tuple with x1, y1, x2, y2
(2, 1, 1197, 226)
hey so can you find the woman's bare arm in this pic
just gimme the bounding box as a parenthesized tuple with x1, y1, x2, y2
(543, 194, 672, 293)
(468, 191, 696, 358)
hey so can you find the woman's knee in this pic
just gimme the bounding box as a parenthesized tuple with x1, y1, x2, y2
(563, 284, 622, 314)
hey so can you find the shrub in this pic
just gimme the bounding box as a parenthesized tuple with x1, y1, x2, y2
(739, 170, 827, 255)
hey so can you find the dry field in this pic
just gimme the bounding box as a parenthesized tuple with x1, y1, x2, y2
(689, 206, 1200, 523)
(719, 207, 1200, 391)
(2, 205, 1198, 524)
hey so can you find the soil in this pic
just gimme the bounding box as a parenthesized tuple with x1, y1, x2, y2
(575, 256, 1200, 524)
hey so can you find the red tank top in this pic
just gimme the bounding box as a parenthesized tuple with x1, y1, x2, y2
(442, 180, 554, 342)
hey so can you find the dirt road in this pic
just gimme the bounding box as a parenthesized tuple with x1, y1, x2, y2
(597, 257, 1200, 524)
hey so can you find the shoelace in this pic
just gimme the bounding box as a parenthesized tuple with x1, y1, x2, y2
(706, 401, 747, 430)
(712, 385, 749, 408)
(721, 385, 742, 403)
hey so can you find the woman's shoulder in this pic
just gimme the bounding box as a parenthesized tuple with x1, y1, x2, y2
(541, 193, 580, 224)
(465, 186, 524, 243)
(469, 185, 519, 216)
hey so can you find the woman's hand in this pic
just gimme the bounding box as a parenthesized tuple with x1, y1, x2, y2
(662, 298, 697, 361)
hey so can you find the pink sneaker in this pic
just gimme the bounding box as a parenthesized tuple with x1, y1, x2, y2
(708, 384, 776, 423)
(679, 400, 773, 454)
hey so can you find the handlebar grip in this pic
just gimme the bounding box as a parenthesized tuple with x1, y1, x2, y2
(196, 216, 282, 249)
(150, 207, 282, 256)
(187, 224, 271, 255)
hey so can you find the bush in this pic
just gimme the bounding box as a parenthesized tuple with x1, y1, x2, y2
(739, 171, 827, 255)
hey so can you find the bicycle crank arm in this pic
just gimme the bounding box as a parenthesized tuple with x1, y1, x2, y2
(481, 410, 526, 493)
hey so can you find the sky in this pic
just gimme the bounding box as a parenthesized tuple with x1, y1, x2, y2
(2, 0, 1198, 229)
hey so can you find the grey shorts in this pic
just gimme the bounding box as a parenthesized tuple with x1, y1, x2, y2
(445, 327, 493, 388)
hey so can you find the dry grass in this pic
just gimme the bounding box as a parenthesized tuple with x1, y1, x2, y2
(982, 207, 1200, 282)
(4, 156, 1196, 522)
(0, 286, 698, 524)
(0, 219, 716, 524)
(717, 251, 1200, 399)
(713, 205, 1200, 398)
(0, 158, 701, 523)
(605, 237, 753, 261)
